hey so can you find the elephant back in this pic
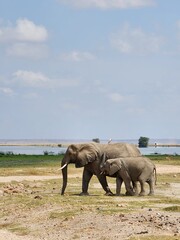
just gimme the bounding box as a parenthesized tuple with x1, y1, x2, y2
(103, 143, 141, 158)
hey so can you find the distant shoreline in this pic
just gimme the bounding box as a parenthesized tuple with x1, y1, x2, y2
(148, 144, 180, 147)
(0, 143, 69, 147)
(0, 143, 180, 148)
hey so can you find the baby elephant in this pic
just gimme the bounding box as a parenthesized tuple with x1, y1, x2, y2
(102, 157, 156, 196)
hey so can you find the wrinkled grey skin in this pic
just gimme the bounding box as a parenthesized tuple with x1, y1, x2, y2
(101, 157, 156, 196)
(61, 142, 141, 195)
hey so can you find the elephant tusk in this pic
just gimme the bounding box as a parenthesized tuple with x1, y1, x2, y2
(100, 171, 104, 175)
(59, 163, 68, 170)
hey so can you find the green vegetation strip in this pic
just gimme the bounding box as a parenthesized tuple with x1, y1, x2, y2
(0, 155, 64, 168)
(0, 154, 179, 169)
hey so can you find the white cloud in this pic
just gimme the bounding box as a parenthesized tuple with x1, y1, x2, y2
(0, 18, 48, 42)
(58, 0, 155, 9)
(12, 70, 79, 88)
(6, 43, 49, 59)
(0, 87, 14, 96)
(13, 70, 49, 87)
(61, 50, 95, 61)
(111, 24, 164, 54)
(108, 93, 124, 102)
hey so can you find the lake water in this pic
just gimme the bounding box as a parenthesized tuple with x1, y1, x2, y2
(0, 145, 66, 155)
(139, 146, 180, 155)
(0, 139, 180, 155)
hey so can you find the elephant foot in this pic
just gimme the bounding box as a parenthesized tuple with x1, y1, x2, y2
(148, 191, 154, 196)
(115, 193, 121, 196)
(79, 192, 89, 196)
(139, 191, 146, 196)
(125, 191, 135, 196)
(105, 191, 114, 196)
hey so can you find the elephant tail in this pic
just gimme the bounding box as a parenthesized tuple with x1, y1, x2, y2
(154, 166, 157, 185)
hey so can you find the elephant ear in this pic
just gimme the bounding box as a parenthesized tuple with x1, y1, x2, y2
(77, 143, 99, 164)
(68, 144, 78, 154)
(107, 159, 122, 175)
(67, 144, 79, 162)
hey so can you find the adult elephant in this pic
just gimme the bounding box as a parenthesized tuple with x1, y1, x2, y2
(60, 142, 141, 195)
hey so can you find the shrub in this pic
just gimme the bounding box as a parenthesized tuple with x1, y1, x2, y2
(92, 138, 100, 143)
(138, 136, 149, 148)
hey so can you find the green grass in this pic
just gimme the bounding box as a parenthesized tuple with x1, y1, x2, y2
(157, 173, 180, 183)
(0, 154, 179, 176)
(49, 210, 77, 219)
(0, 223, 29, 236)
(0, 154, 179, 169)
(7, 224, 30, 236)
(0, 154, 65, 176)
(147, 154, 180, 165)
(0, 154, 64, 168)
(163, 205, 180, 212)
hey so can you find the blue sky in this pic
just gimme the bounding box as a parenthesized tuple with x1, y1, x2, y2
(0, 0, 180, 140)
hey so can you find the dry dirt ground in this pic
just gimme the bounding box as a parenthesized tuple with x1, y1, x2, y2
(0, 164, 180, 240)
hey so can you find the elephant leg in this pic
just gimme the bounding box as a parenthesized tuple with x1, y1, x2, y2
(120, 170, 134, 196)
(138, 178, 146, 196)
(147, 176, 155, 196)
(132, 181, 139, 196)
(80, 168, 93, 196)
(125, 181, 135, 196)
(118, 167, 134, 196)
(97, 174, 114, 196)
(116, 177, 123, 196)
(124, 180, 134, 196)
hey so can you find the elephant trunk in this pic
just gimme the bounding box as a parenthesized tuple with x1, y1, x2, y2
(61, 165, 68, 195)
(61, 156, 70, 195)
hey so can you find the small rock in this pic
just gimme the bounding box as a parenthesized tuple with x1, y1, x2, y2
(34, 195, 43, 199)
(117, 204, 123, 207)
(12, 189, 21, 193)
(137, 230, 148, 235)
(4, 189, 11, 194)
